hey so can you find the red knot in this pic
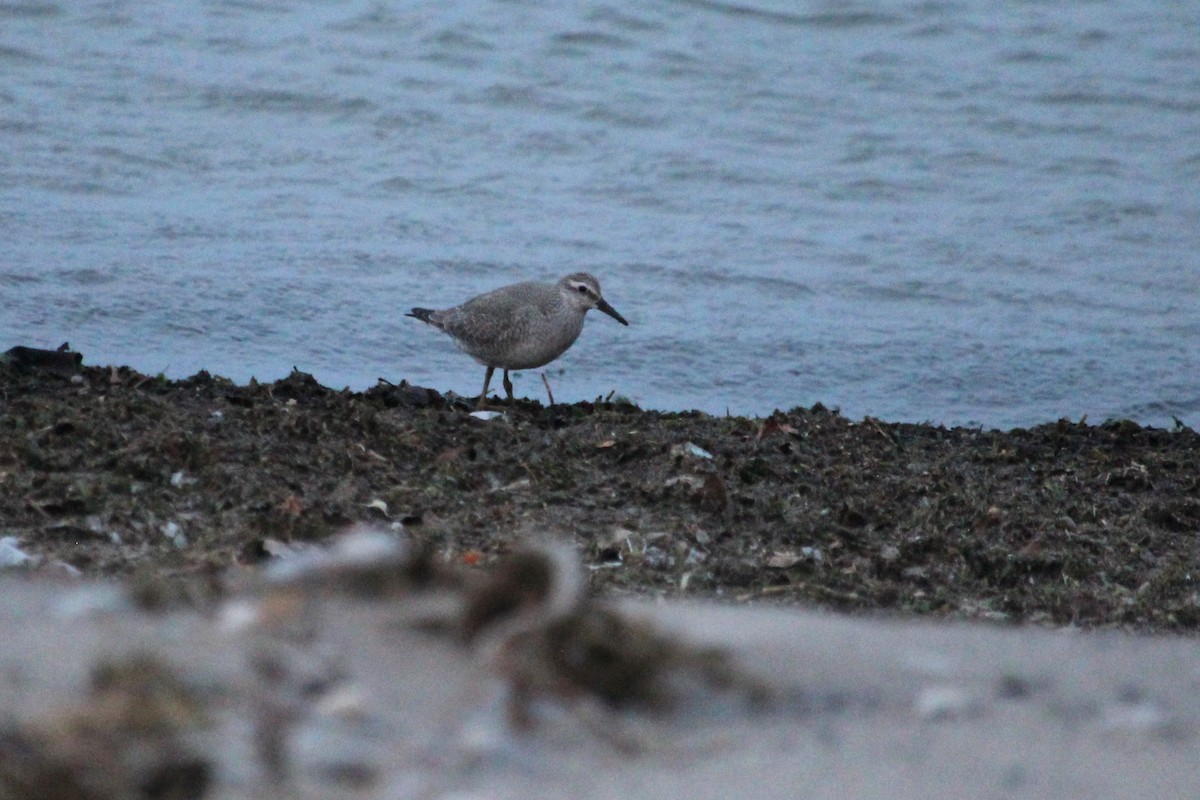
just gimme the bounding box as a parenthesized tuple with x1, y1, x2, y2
(407, 272, 628, 406)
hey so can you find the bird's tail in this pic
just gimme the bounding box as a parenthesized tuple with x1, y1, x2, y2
(406, 308, 436, 324)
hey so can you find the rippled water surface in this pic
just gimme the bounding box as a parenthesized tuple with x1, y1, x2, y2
(2, 1, 1198, 427)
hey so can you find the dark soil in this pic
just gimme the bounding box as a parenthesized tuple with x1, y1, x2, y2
(3, 357, 1199, 632)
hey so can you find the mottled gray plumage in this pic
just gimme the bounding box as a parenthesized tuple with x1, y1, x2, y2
(407, 272, 628, 406)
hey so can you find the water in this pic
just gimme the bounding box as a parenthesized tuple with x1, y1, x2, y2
(2, 0, 1198, 429)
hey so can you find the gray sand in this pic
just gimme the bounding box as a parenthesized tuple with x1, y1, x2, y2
(0, 575, 1196, 799)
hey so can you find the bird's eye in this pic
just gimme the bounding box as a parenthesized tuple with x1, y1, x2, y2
(576, 285, 588, 294)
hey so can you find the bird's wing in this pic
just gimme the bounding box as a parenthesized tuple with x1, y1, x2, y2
(442, 284, 545, 349)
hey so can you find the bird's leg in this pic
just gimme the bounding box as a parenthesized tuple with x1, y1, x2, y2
(478, 366, 495, 408)
(503, 369, 514, 405)
(540, 372, 556, 406)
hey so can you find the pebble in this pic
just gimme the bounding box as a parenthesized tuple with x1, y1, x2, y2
(915, 685, 983, 721)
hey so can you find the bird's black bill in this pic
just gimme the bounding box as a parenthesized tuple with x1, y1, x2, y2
(597, 299, 629, 326)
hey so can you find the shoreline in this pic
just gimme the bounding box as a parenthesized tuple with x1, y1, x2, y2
(2, 356, 1198, 633)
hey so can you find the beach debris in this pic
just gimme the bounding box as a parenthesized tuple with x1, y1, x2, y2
(757, 415, 798, 440)
(262, 527, 400, 580)
(455, 539, 771, 743)
(160, 521, 187, 549)
(469, 410, 504, 422)
(264, 531, 772, 745)
(761, 547, 821, 587)
(664, 470, 727, 513)
(248, 646, 319, 785)
(915, 685, 983, 721)
(0, 343, 82, 374)
(664, 474, 705, 490)
(592, 527, 635, 565)
(260, 525, 446, 601)
(0, 537, 85, 580)
(766, 551, 802, 569)
(1100, 697, 1175, 736)
(0, 537, 35, 570)
(698, 472, 729, 512)
(0, 653, 213, 800)
(994, 672, 1043, 700)
(169, 471, 195, 489)
(670, 441, 713, 460)
(259, 537, 308, 560)
(52, 585, 131, 619)
(491, 477, 531, 493)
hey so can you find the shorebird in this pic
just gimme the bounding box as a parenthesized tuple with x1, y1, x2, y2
(406, 272, 629, 407)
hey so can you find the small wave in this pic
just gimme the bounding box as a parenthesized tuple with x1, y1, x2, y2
(825, 177, 937, 202)
(1119, 398, 1200, 426)
(372, 108, 443, 131)
(0, 45, 42, 63)
(424, 29, 496, 55)
(92, 146, 184, 172)
(56, 267, 115, 286)
(1041, 156, 1124, 178)
(35, 177, 124, 196)
(0, 118, 39, 134)
(586, 6, 664, 33)
(998, 49, 1070, 65)
(155, 223, 226, 242)
(0, 270, 42, 286)
(325, 5, 408, 34)
(465, 83, 572, 113)
(851, 280, 969, 306)
(1047, 199, 1163, 227)
(551, 30, 633, 50)
(627, 263, 812, 298)
(422, 28, 496, 66)
(0, 3, 59, 19)
(1036, 91, 1200, 114)
(200, 86, 374, 116)
(368, 176, 419, 194)
(678, 0, 901, 28)
(581, 104, 666, 130)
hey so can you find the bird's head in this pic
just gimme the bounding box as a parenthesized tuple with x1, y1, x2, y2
(560, 273, 629, 325)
